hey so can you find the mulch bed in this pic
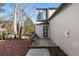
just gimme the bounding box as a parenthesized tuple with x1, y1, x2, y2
(48, 47, 67, 56)
(0, 39, 32, 56)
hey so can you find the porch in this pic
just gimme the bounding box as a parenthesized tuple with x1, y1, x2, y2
(26, 38, 67, 56)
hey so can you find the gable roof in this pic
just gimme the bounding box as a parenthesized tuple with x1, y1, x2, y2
(48, 3, 71, 21)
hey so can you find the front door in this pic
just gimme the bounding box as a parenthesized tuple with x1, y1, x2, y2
(43, 26, 48, 37)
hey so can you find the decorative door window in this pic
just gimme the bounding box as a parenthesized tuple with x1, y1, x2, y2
(43, 26, 48, 37)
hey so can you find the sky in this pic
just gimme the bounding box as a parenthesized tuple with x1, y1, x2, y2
(0, 3, 61, 23)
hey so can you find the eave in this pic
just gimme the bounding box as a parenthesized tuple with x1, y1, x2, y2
(48, 3, 71, 21)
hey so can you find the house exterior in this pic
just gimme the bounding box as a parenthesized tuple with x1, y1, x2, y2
(49, 3, 79, 56)
(35, 22, 49, 38)
(35, 8, 56, 39)
(35, 3, 79, 55)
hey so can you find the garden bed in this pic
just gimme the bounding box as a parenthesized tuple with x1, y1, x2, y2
(0, 38, 32, 56)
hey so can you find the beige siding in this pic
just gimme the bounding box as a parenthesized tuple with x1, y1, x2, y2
(49, 4, 79, 55)
(35, 24, 49, 38)
(35, 25, 43, 38)
(48, 10, 56, 19)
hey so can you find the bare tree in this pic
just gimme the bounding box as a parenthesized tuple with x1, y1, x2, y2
(13, 3, 28, 38)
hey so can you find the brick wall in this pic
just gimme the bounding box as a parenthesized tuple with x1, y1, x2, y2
(0, 39, 31, 56)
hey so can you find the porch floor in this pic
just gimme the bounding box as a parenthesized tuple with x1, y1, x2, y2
(30, 38, 57, 47)
(26, 38, 67, 56)
(26, 38, 57, 56)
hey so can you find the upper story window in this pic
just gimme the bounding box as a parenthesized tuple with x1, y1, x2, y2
(36, 8, 57, 22)
(36, 9, 47, 21)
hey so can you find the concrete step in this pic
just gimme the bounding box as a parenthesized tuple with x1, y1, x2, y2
(30, 39, 58, 48)
(26, 48, 50, 56)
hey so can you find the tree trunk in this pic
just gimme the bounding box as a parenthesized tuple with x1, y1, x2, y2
(19, 26, 22, 39)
